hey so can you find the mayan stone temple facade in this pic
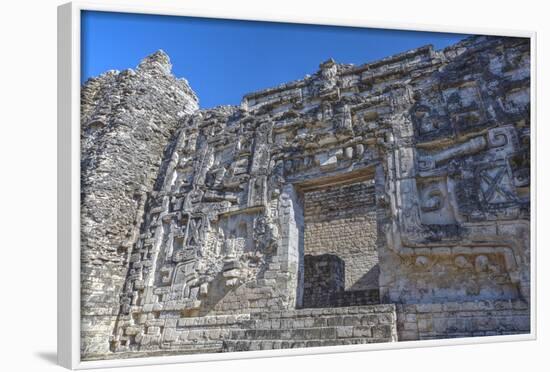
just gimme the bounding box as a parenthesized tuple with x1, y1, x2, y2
(80, 35, 531, 360)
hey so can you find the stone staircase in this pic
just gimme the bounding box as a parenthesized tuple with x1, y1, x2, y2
(223, 304, 397, 352)
(109, 305, 398, 358)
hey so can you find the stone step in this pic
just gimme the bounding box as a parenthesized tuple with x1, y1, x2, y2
(248, 304, 396, 319)
(246, 315, 395, 328)
(244, 312, 395, 330)
(229, 324, 394, 341)
(126, 304, 398, 353)
(159, 340, 224, 353)
(223, 337, 391, 352)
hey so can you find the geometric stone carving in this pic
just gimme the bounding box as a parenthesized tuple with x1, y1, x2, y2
(247, 176, 267, 207)
(442, 82, 486, 132)
(477, 165, 517, 205)
(417, 178, 457, 225)
(186, 216, 204, 247)
(417, 136, 486, 171)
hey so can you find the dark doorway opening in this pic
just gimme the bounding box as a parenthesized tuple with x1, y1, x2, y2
(298, 176, 380, 308)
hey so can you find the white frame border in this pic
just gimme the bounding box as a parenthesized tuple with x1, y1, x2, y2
(57, 1, 537, 369)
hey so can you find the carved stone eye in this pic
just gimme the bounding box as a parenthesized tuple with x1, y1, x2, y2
(474, 255, 489, 272)
(454, 255, 470, 269)
(420, 188, 443, 212)
(415, 256, 429, 267)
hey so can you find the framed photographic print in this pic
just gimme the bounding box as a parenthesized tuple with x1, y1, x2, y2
(57, 1, 536, 369)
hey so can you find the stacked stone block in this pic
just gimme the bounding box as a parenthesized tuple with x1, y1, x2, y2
(302, 254, 345, 308)
(302, 254, 380, 308)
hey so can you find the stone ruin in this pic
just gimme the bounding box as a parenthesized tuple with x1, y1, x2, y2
(79, 35, 531, 360)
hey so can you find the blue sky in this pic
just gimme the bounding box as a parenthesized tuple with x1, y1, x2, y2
(81, 11, 469, 108)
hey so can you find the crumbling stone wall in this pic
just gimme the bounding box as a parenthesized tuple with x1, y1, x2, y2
(80, 51, 198, 357)
(80, 35, 531, 360)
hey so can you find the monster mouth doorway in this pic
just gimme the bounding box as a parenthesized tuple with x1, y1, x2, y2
(289, 167, 381, 309)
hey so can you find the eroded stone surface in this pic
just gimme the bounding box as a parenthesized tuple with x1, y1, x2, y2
(80, 36, 531, 360)
(80, 51, 199, 356)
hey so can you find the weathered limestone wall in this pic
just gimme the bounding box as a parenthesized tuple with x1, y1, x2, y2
(80, 51, 199, 358)
(303, 181, 379, 290)
(396, 300, 529, 340)
(80, 35, 531, 359)
(110, 109, 308, 354)
(376, 36, 531, 306)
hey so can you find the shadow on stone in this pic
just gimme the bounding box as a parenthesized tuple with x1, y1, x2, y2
(350, 264, 380, 291)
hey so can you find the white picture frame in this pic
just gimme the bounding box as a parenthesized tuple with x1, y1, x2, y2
(57, 1, 537, 369)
